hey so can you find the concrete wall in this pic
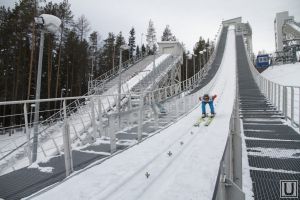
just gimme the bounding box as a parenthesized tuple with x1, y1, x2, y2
(222, 17, 242, 27)
(157, 41, 184, 57)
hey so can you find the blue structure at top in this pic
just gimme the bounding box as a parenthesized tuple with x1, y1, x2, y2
(256, 54, 270, 68)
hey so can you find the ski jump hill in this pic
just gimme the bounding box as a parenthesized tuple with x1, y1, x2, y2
(1, 18, 300, 200)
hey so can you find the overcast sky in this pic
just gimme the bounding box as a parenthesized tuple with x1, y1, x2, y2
(2, 0, 300, 54)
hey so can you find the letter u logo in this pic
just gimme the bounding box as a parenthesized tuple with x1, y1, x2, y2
(284, 182, 294, 195)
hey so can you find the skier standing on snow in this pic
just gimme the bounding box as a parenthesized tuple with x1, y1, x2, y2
(199, 94, 217, 118)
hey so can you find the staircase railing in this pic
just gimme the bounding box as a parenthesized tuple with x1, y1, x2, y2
(242, 35, 300, 130)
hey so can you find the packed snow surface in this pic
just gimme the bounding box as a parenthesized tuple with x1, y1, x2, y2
(261, 62, 300, 124)
(262, 63, 300, 86)
(32, 26, 237, 200)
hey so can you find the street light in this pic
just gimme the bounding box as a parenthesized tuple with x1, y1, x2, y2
(202, 49, 207, 67)
(185, 54, 188, 80)
(117, 44, 130, 120)
(187, 54, 192, 79)
(141, 33, 144, 57)
(32, 14, 61, 162)
(192, 54, 196, 76)
(199, 51, 203, 71)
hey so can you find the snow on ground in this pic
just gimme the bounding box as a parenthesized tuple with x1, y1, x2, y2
(262, 63, 300, 86)
(261, 63, 300, 127)
(247, 147, 300, 159)
(31, 26, 237, 200)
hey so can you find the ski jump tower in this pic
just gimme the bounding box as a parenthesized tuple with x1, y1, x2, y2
(274, 11, 300, 62)
(222, 17, 253, 56)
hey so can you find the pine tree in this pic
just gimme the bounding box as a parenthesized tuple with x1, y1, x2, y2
(102, 32, 115, 72)
(54, 0, 73, 100)
(146, 19, 157, 54)
(141, 44, 146, 56)
(75, 15, 91, 42)
(128, 27, 136, 58)
(136, 45, 140, 57)
(89, 31, 98, 78)
(115, 31, 127, 63)
(161, 25, 176, 41)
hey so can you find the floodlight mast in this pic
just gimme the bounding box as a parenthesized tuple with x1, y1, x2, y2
(32, 14, 61, 162)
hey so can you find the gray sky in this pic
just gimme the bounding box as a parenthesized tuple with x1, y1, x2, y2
(2, 0, 300, 54)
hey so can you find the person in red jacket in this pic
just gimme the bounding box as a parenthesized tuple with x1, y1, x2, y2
(199, 94, 217, 117)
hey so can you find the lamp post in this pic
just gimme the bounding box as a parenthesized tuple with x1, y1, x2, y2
(192, 54, 196, 76)
(199, 51, 203, 72)
(32, 14, 61, 162)
(185, 55, 188, 80)
(117, 44, 130, 120)
(141, 33, 144, 57)
(187, 54, 192, 79)
(203, 49, 207, 67)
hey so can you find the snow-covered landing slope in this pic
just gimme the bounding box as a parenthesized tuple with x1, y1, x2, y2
(31, 26, 236, 200)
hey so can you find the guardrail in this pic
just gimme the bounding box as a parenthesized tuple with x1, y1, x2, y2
(212, 68, 245, 200)
(243, 37, 300, 131)
(88, 53, 148, 94)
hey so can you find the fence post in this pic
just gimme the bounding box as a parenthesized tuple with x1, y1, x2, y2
(138, 96, 144, 142)
(270, 82, 273, 104)
(90, 98, 97, 140)
(274, 84, 277, 108)
(63, 100, 73, 176)
(278, 85, 281, 112)
(283, 86, 288, 120)
(291, 87, 294, 125)
(98, 98, 104, 137)
(176, 98, 180, 118)
(267, 81, 271, 100)
(24, 103, 32, 164)
(109, 115, 116, 153)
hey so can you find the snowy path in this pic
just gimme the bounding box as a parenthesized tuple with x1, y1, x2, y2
(32, 27, 236, 200)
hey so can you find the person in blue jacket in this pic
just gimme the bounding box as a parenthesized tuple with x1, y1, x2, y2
(199, 94, 217, 118)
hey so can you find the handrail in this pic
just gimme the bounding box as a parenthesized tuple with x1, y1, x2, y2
(242, 34, 300, 129)
(88, 53, 148, 94)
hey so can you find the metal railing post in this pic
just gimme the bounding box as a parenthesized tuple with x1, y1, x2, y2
(267, 81, 271, 100)
(109, 115, 116, 153)
(62, 100, 73, 176)
(24, 103, 32, 164)
(283, 86, 288, 120)
(98, 98, 104, 137)
(90, 98, 97, 140)
(291, 87, 294, 124)
(278, 85, 281, 112)
(137, 96, 144, 142)
(274, 84, 277, 108)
